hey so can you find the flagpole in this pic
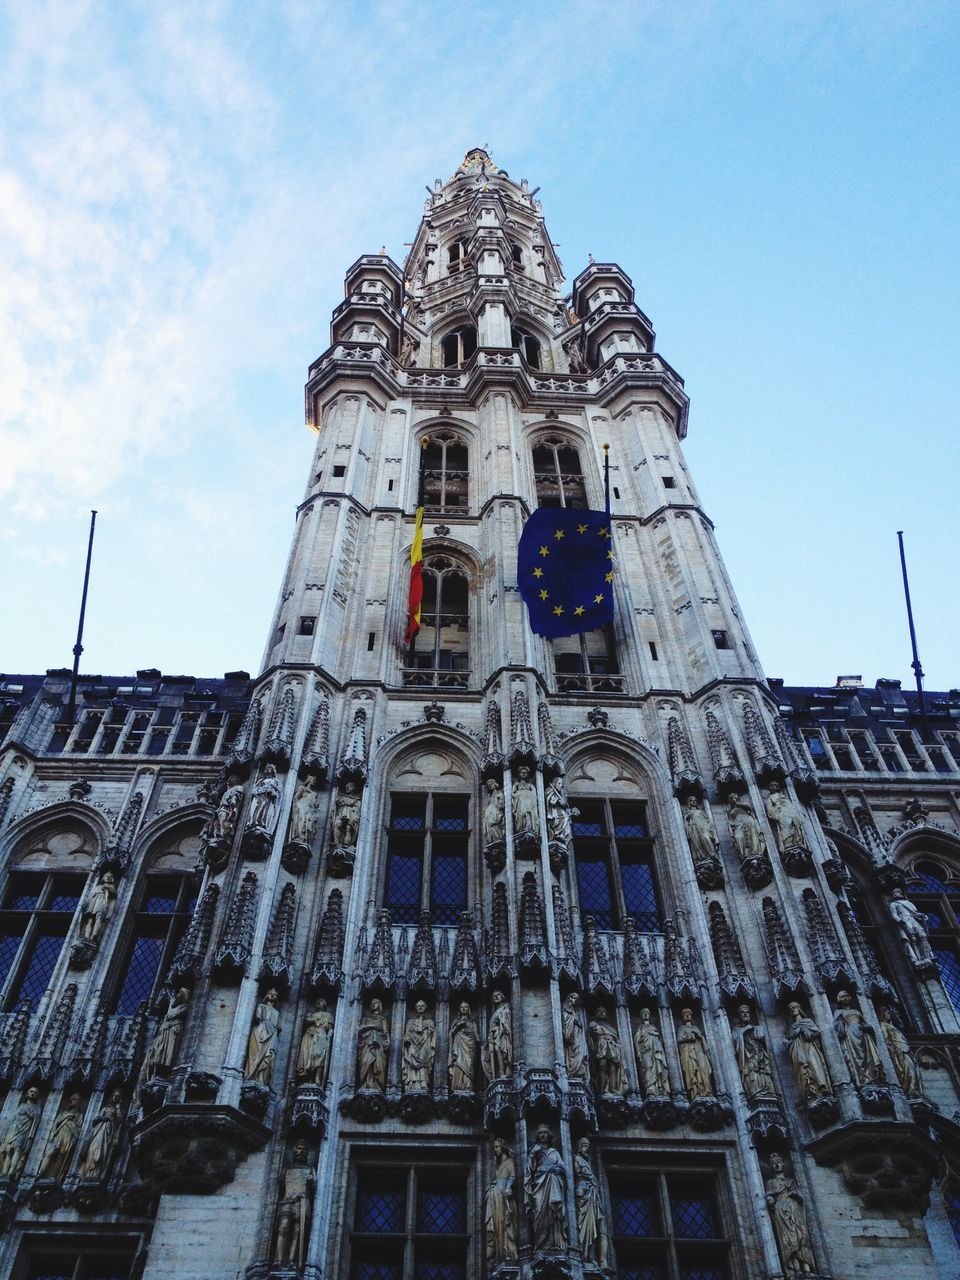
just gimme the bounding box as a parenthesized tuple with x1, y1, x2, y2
(67, 510, 98, 724)
(896, 530, 928, 735)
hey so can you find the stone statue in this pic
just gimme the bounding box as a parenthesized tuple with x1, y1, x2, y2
(79, 872, 116, 943)
(212, 775, 244, 843)
(765, 1152, 816, 1276)
(887, 888, 935, 967)
(727, 796, 766, 861)
(332, 781, 361, 849)
(141, 987, 191, 1081)
(78, 1090, 123, 1181)
(485, 1138, 518, 1266)
(525, 1125, 568, 1253)
(245, 989, 281, 1086)
(482, 778, 505, 846)
(448, 1002, 479, 1092)
(878, 1007, 923, 1100)
(764, 781, 805, 850)
(481, 990, 512, 1082)
(511, 766, 538, 838)
(561, 992, 589, 1081)
(37, 1093, 83, 1181)
(588, 1005, 627, 1096)
(574, 1137, 609, 1268)
(401, 1000, 436, 1092)
(731, 1005, 776, 1099)
(633, 1008, 670, 1097)
(0, 1087, 41, 1179)
(289, 776, 320, 844)
(356, 997, 389, 1091)
(683, 796, 720, 862)
(833, 990, 884, 1087)
(676, 1008, 715, 1099)
(249, 763, 281, 832)
(784, 1002, 832, 1103)
(273, 1139, 316, 1270)
(545, 777, 577, 847)
(295, 997, 334, 1087)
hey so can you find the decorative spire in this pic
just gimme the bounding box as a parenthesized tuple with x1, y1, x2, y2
(707, 901, 756, 1005)
(537, 700, 563, 776)
(407, 911, 438, 992)
(664, 917, 700, 1005)
(311, 889, 346, 991)
(213, 871, 259, 980)
(167, 882, 220, 988)
(773, 716, 819, 801)
(667, 716, 704, 798)
(622, 916, 658, 1000)
(363, 908, 397, 991)
(225, 697, 262, 776)
(302, 692, 330, 779)
(67, 999, 108, 1086)
(551, 883, 578, 983)
(484, 881, 514, 980)
(97, 788, 145, 876)
(509, 687, 536, 767)
(448, 910, 481, 993)
(0, 1001, 31, 1086)
(262, 684, 298, 770)
(25, 981, 78, 1085)
(0, 777, 15, 830)
(738, 699, 784, 785)
(337, 706, 369, 785)
(259, 882, 297, 990)
(518, 873, 548, 972)
(760, 897, 808, 1001)
(582, 914, 615, 996)
(837, 901, 895, 1001)
(703, 706, 745, 796)
(801, 888, 855, 991)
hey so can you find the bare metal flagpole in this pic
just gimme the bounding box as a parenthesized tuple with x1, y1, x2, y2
(66, 510, 98, 724)
(896, 529, 928, 736)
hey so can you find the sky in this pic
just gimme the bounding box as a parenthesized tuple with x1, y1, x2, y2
(1, 0, 957, 691)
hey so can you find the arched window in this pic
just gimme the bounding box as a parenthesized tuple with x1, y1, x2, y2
(447, 240, 468, 274)
(383, 792, 470, 925)
(403, 555, 469, 688)
(511, 326, 542, 369)
(421, 431, 468, 512)
(532, 436, 587, 509)
(510, 241, 524, 270)
(904, 855, 960, 1011)
(0, 867, 85, 1010)
(112, 872, 197, 1013)
(440, 325, 477, 368)
(554, 630, 623, 695)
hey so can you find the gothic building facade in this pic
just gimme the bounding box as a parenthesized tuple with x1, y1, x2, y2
(0, 148, 959, 1280)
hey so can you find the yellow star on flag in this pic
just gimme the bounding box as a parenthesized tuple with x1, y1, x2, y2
(533, 567, 543, 578)
(539, 546, 549, 557)
(539, 589, 549, 601)
(574, 605, 585, 616)
(577, 523, 588, 534)
(553, 529, 565, 541)
(605, 571, 614, 582)
(594, 593, 604, 604)
(553, 605, 564, 616)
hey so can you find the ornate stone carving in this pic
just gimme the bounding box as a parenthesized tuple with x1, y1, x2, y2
(519, 874, 549, 973)
(765, 780, 811, 875)
(681, 796, 723, 888)
(301, 693, 330, 779)
(329, 780, 361, 876)
(260, 883, 297, 992)
(448, 1002, 479, 1093)
(727, 796, 773, 888)
(66, 1001, 107, 1088)
(448, 911, 481, 993)
(289, 1083, 328, 1139)
(482, 697, 505, 778)
(214, 871, 259, 980)
(0, 777, 15, 830)
(140, 987, 190, 1083)
(97, 788, 145, 877)
(588, 1005, 627, 1097)
(25, 981, 77, 1086)
(664, 918, 700, 1006)
(283, 776, 319, 873)
(509, 687, 536, 768)
(708, 902, 756, 1006)
(574, 1137, 609, 1269)
(666, 715, 704, 799)
(356, 998, 389, 1092)
(511, 765, 540, 857)
(273, 1140, 316, 1270)
(544, 776, 576, 872)
(773, 716, 818, 800)
(833, 990, 884, 1088)
(538, 700, 563, 778)
(244, 990, 281, 1087)
(622, 917, 657, 1000)
(295, 998, 334, 1088)
(740, 699, 785, 786)
(242, 764, 282, 859)
(335, 705, 369, 786)
(551, 884, 578, 983)
(481, 991, 512, 1083)
(676, 1007, 714, 1099)
(836, 901, 894, 1001)
(784, 1002, 836, 1122)
(401, 1000, 436, 1093)
(363, 909, 397, 992)
(582, 915, 614, 997)
(311, 889, 345, 991)
(525, 1124, 568, 1253)
(485, 1137, 518, 1267)
(79, 1090, 125, 1180)
(808, 1121, 938, 1210)
(633, 1008, 670, 1099)
(406, 911, 438, 992)
(561, 992, 589, 1082)
(800, 888, 855, 991)
(764, 1152, 817, 1277)
(761, 898, 808, 1001)
(225, 697, 262, 776)
(71, 872, 117, 967)
(704, 707, 745, 796)
(482, 778, 506, 872)
(133, 1104, 270, 1193)
(887, 888, 936, 972)
(167, 882, 219, 987)
(262, 685, 297, 771)
(485, 882, 515, 980)
(731, 1005, 777, 1101)
(0, 1087, 41, 1178)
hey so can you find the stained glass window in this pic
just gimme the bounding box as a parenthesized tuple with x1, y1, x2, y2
(15, 931, 66, 1004)
(356, 1184, 405, 1232)
(571, 796, 661, 932)
(384, 795, 470, 922)
(611, 1170, 730, 1280)
(672, 1191, 717, 1239)
(417, 1184, 466, 1233)
(612, 1191, 658, 1236)
(352, 1164, 468, 1280)
(112, 875, 194, 1013)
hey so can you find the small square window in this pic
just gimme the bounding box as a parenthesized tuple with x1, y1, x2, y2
(663, 476, 676, 489)
(711, 630, 730, 650)
(333, 464, 346, 478)
(298, 616, 316, 636)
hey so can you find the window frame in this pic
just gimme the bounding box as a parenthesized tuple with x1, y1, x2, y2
(383, 792, 471, 926)
(0, 870, 87, 1011)
(110, 873, 196, 1015)
(15, 1234, 139, 1280)
(569, 797, 661, 933)
(532, 435, 588, 510)
(403, 554, 471, 690)
(440, 326, 477, 369)
(420, 431, 469, 514)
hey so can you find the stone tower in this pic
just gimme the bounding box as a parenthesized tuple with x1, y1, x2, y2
(1, 148, 960, 1280)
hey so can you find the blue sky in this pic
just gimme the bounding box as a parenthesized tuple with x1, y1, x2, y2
(1, 1, 957, 690)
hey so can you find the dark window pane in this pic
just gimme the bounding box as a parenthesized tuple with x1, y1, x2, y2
(621, 1269, 665, 1280)
(48, 878, 84, 911)
(143, 879, 181, 913)
(912, 867, 948, 893)
(414, 1265, 464, 1280)
(356, 1184, 405, 1232)
(114, 934, 164, 1014)
(0, 931, 23, 990)
(431, 854, 466, 925)
(946, 1187, 960, 1243)
(433, 797, 468, 830)
(418, 1183, 466, 1233)
(576, 859, 614, 930)
(391, 796, 427, 829)
(622, 861, 659, 931)
(678, 1268, 725, 1280)
(4, 876, 43, 909)
(613, 1191, 658, 1236)
(14, 931, 65, 1004)
(672, 1192, 717, 1239)
(573, 802, 606, 837)
(354, 1265, 402, 1280)
(30, 1271, 74, 1280)
(935, 950, 960, 1012)
(385, 854, 421, 924)
(612, 802, 648, 838)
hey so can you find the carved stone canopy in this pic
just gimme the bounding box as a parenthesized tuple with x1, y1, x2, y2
(807, 1120, 939, 1211)
(132, 1104, 271, 1195)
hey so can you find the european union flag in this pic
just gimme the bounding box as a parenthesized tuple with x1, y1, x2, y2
(517, 507, 615, 638)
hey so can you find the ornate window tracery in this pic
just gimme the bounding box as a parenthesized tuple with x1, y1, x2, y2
(0, 869, 85, 1010)
(904, 855, 960, 1012)
(510, 326, 541, 368)
(532, 436, 587, 509)
(403, 555, 470, 689)
(383, 792, 470, 925)
(570, 796, 660, 932)
(420, 432, 468, 513)
(112, 873, 196, 1014)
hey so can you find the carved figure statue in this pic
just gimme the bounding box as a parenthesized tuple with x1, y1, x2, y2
(545, 777, 577, 847)
(289, 776, 320, 844)
(677, 1008, 715, 1098)
(401, 1000, 436, 1092)
(332, 781, 361, 850)
(731, 1005, 776, 1099)
(765, 1152, 816, 1276)
(295, 997, 334, 1087)
(356, 998, 389, 1091)
(561, 992, 589, 1081)
(525, 1125, 568, 1252)
(764, 781, 805, 850)
(633, 1008, 670, 1097)
(273, 1140, 316, 1270)
(141, 987, 191, 1080)
(683, 796, 720, 863)
(511, 766, 539, 838)
(482, 778, 505, 846)
(485, 1138, 518, 1266)
(78, 1090, 123, 1181)
(888, 888, 935, 967)
(833, 990, 884, 1087)
(249, 763, 281, 832)
(481, 990, 512, 1082)
(588, 1005, 627, 1096)
(574, 1137, 609, 1268)
(727, 797, 766, 861)
(784, 1002, 832, 1103)
(37, 1093, 83, 1181)
(878, 1007, 923, 1100)
(0, 1087, 41, 1179)
(448, 1002, 479, 1093)
(79, 872, 116, 943)
(245, 989, 281, 1086)
(212, 775, 244, 843)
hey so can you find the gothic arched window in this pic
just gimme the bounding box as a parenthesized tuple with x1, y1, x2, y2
(511, 326, 542, 369)
(532, 436, 587, 509)
(904, 854, 960, 1012)
(447, 240, 468, 274)
(383, 792, 470, 925)
(569, 794, 661, 932)
(421, 431, 469, 512)
(112, 873, 197, 1013)
(403, 555, 470, 689)
(0, 868, 84, 1010)
(440, 325, 477, 368)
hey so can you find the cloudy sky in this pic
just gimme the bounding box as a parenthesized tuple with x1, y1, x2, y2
(1, 1, 957, 690)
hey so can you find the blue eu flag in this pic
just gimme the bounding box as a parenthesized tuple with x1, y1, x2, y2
(517, 507, 615, 638)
